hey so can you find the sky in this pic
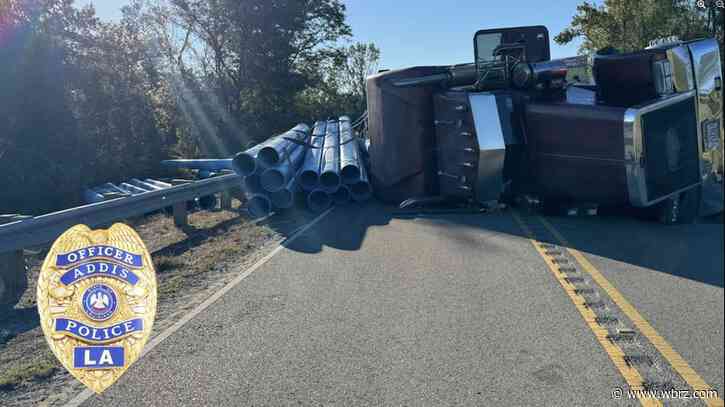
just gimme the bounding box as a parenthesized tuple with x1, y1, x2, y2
(85, 0, 586, 69)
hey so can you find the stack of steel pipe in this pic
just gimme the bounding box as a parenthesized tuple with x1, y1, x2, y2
(338, 116, 372, 202)
(161, 119, 372, 218)
(235, 123, 311, 217)
(299, 117, 372, 212)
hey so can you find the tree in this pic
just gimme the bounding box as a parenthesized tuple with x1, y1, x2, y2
(0, 0, 171, 214)
(555, 0, 723, 54)
(293, 42, 380, 121)
(0, 0, 364, 214)
(338, 42, 380, 114)
(151, 0, 352, 151)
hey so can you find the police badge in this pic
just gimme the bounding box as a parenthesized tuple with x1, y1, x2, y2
(37, 223, 157, 393)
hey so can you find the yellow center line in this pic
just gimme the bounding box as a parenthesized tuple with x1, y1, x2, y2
(511, 211, 661, 407)
(536, 215, 724, 407)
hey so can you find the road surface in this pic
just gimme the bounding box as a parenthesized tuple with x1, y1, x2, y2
(75, 203, 723, 406)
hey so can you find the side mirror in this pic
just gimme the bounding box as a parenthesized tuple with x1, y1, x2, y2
(475, 32, 503, 63)
(474, 25, 551, 64)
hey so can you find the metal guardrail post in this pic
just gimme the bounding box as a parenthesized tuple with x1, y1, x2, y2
(220, 191, 232, 210)
(173, 202, 188, 227)
(0, 250, 27, 306)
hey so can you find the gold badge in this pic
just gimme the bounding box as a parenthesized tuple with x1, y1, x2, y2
(37, 223, 157, 393)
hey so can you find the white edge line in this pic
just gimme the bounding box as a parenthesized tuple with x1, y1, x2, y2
(63, 207, 334, 407)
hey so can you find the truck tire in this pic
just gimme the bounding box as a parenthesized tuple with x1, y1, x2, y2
(655, 186, 700, 225)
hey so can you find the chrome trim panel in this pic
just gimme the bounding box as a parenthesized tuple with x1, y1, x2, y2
(623, 108, 646, 206)
(468, 93, 506, 203)
(623, 91, 699, 207)
(666, 45, 695, 93)
(688, 39, 723, 178)
(688, 38, 723, 214)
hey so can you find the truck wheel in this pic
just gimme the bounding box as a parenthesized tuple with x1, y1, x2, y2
(655, 186, 700, 225)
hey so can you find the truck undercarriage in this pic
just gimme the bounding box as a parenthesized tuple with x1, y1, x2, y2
(364, 25, 723, 224)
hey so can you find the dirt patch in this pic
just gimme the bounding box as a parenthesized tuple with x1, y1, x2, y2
(0, 200, 315, 406)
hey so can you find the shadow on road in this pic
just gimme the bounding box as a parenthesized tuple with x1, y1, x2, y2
(538, 212, 723, 288)
(259, 201, 393, 254)
(393, 205, 723, 288)
(267, 198, 722, 288)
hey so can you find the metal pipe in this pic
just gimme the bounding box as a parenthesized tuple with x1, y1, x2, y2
(94, 188, 127, 200)
(338, 116, 362, 184)
(350, 180, 372, 202)
(84, 189, 105, 204)
(269, 168, 303, 209)
(247, 194, 272, 218)
(270, 188, 294, 209)
(331, 184, 351, 205)
(119, 183, 148, 195)
(310, 120, 327, 138)
(231, 123, 310, 175)
(129, 178, 165, 191)
(298, 121, 327, 191)
(307, 188, 332, 213)
(392, 63, 477, 88)
(101, 183, 131, 195)
(257, 123, 310, 167)
(144, 179, 173, 189)
(232, 144, 265, 176)
(161, 159, 234, 171)
(260, 142, 307, 192)
(242, 174, 264, 194)
(350, 164, 372, 202)
(319, 120, 341, 192)
(90, 185, 111, 194)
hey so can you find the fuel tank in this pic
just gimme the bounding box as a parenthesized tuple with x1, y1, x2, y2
(366, 66, 449, 203)
(433, 90, 522, 205)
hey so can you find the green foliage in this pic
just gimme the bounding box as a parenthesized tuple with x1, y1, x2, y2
(0, 0, 377, 214)
(294, 42, 380, 120)
(160, 0, 353, 148)
(555, 0, 723, 54)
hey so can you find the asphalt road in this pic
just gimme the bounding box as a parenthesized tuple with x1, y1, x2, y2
(78, 203, 723, 406)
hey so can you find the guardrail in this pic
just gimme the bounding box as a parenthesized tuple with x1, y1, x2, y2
(0, 173, 241, 306)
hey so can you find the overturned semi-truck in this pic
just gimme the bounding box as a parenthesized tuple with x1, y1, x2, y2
(365, 25, 723, 224)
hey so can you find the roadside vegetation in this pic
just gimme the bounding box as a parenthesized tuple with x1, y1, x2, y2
(555, 0, 722, 59)
(0, 0, 380, 215)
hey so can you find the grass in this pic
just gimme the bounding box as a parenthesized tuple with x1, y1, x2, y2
(0, 357, 57, 390)
(154, 256, 186, 273)
(158, 275, 185, 296)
